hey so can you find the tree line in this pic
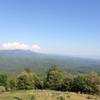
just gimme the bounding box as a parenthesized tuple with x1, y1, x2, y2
(0, 65, 100, 95)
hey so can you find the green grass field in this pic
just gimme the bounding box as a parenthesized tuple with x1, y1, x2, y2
(0, 90, 100, 100)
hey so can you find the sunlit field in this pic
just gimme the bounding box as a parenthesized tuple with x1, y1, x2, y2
(0, 90, 100, 100)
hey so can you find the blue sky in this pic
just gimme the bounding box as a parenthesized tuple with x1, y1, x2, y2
(0, 0, 100, 59)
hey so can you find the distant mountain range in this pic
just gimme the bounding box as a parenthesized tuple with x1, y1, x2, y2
(0, 50, 100, 73)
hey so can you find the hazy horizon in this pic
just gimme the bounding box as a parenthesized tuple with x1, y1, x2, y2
(0, 0, 99, 59)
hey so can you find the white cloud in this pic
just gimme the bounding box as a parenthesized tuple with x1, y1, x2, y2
(0, 42, 41, 52)
(32, 44, 41, 50)
(2, 42, 28, 50)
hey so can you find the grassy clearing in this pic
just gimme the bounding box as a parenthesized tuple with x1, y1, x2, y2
(0, 90, 100, 100)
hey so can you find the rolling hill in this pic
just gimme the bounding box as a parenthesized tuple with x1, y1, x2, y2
(0, 50, 100, 73)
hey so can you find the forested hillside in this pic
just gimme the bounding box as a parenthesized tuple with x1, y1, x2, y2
(0, 50, 100, 73)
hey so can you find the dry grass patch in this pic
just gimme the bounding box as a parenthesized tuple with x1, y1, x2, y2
(0, 90, 100, 100)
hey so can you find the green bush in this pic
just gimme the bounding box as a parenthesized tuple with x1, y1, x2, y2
(0, 73, 7, 87)
(61, 76, 73, 91)
(57, 96, 65, 100)
(8, 79, 16, 90)
(16, 70, 35, 90)
(33, 74, 44, 89)
(45, 65, 64, 90)
(70, 76, 88, 93)
(70, 73, 100, 94)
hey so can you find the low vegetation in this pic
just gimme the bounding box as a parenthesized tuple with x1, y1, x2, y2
(0, 90, 100, 100)
(0, 65, 100, 99)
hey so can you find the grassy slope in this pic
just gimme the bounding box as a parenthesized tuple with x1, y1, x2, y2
(0, 90, 100, 100)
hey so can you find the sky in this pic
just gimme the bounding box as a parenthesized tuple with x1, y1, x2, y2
(0, 0, 100, 59)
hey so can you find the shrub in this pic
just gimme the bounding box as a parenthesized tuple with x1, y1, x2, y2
(0, 73, 7, 87)
(8, 79, 16, 90)
(16, 70, 35, 90)
(33, 74, 44, 89)
(57, 96, 65, 100)
(86, 96, 93, 99)
(46, 65, 64, 90)
(70, 73, 100, 94)
(85, 72, 100, 94)
(61, 76, 73, 91)
(70, 76, 87, 93)
(0, 86, 6, 92)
